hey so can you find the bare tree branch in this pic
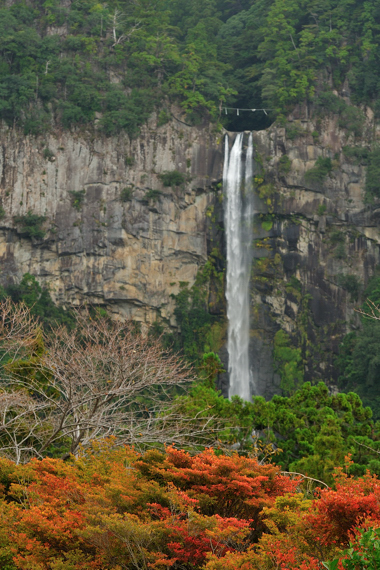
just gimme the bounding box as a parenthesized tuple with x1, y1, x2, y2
(0, 304, 225, 462)
(111, 9, 141, 46)
(356, 298, 380, 321)
(0, 298, 41, 364)
(281, 471, 330, 489)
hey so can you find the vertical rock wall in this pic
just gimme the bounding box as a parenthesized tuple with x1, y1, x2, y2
(0, 116, 223, 324)
(246, 111, 380, 398)
(1, 108, 379, 398)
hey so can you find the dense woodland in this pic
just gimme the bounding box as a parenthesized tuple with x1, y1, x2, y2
(1, 0, 380, 567)
(1, 279, 380, 567)
(0, 0, 379, 133)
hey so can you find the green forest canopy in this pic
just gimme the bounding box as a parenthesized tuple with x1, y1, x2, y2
(0, 0, 379, 135)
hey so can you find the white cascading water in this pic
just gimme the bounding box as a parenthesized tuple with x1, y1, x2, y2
(224, 133, 254, 400)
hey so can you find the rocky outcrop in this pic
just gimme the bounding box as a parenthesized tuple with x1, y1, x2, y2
(244, 109, 380, 398)
(1, 104, 379, 399)
(0, 114, 223, 324)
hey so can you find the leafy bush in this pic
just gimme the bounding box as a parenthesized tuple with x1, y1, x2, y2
(157, 109, 171, 126)
(43, 147, 54, 160)
(365, 147, 380, 201)
(324, 528, 380, 570)
(273, 329, 303, 395)
(305, 157, 333, 184)
(99, 88, 156, 138)
(70, 189, 86, 210)
(261, 219, 273, 231)
(337, 275, 380, 419)
(260, 214, 275, 231)
(338, 105, 365, 137)
(0, 205, 5, 219)
(2, 273, 75, 330)
(285, 122, 305, 140)
(313, 91, 347, 115)
(159, 170, 186, 187)
(180, 379, 380, 483)
(337, 274, 361, 301)
(330, 229, 345, 244)
(13, 211, 46, 239)
(278, 154, 291, 174)
(166, 261, 223, 365)
(286, 275, 302, 293)
(343, 146, 370, 165)
(125, 156, 134, 167)
(0, 444, 300, 569)
(144, 188, 161, 202)
(120, 186, 133, 202)
(334, 242, 347, 259)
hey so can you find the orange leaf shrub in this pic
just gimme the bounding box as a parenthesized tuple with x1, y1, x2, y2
(0, 442, 379, 569)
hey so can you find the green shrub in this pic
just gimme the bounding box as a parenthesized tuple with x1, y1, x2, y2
(165, 261, 223, 366)
(157, 109, 171, 127)
(365, 147, 380, 201)
(338, 105, 365, 137)
(305, 157, 333, 184)
(313, 91, 346, 115)
(3, 273, 75, 330)
(145, 188, 161, 202)
(278, 154, 291, 174)
(70, 189, 86, 210)
(324, 527, 380, 570)
(285, 121, 305, 141)
(261, 220, 273, 231)
(24, 109, 50, 136)
(125, 156, 135, 167)
(0, 205, 5, 219)
(273, 329, 303, 395)
(260, 214, 274, 231)
(120, 187, 133, 202)
(159, 170, 186, 187)
(330, 229, 345, 244)
(334, 242, 346, 259)
(317, 203, 327, 216)
(250, 382, 375, 484)
(98, 88, 155, 138)
(343, 146, 370, 164)
(13, 211, 46, 239)
(313, 94, 364, 137)
(337, 273, 361, 301)
(43, 147, 54, 160)
(286, 275, 302, 293)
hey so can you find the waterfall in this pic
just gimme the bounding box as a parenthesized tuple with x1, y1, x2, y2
(224, 133, 254, 400)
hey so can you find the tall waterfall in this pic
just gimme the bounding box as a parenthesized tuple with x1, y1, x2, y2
(224, 133, 254, 400)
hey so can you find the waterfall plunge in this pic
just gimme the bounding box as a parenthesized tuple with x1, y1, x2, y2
(224, 133, 254, 401)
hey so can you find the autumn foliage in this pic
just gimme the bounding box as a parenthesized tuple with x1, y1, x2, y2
(0, 444, 377, 569)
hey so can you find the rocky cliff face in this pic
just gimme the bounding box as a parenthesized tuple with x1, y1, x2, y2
(243, 107, 380, 399)
(0, 114, 223, 325)
(1, 107, 379, 398)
